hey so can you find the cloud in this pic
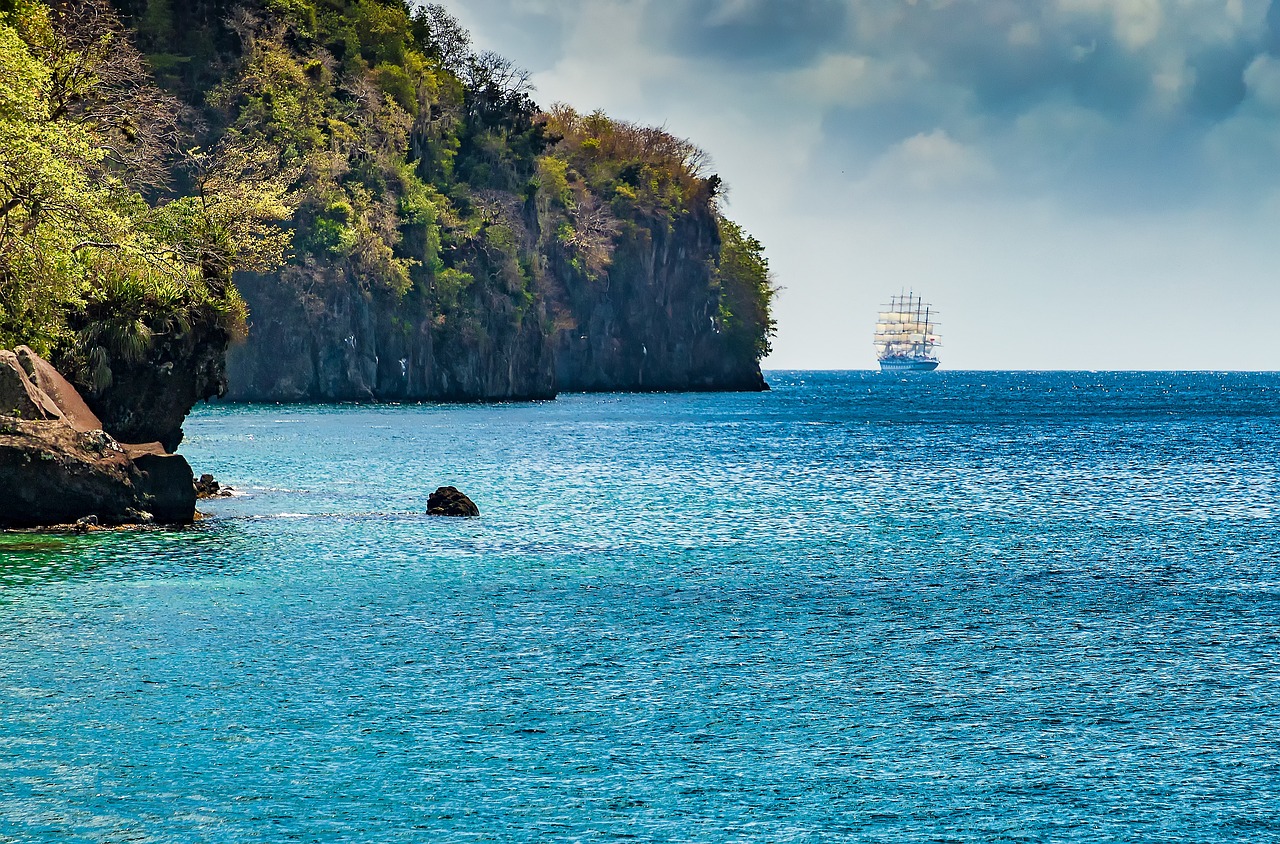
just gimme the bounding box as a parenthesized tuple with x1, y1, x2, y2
(861, 130, 996, 193)
(439, 0, 1280, 369)
(442, 0, 1280, 210)
(647, 0, 851, 69)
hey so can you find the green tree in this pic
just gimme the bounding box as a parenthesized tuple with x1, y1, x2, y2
(715, 217, 778, 360)
(0, 0, 296, 377)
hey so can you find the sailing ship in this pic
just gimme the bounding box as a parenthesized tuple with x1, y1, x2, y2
(875, 291, 941, 372)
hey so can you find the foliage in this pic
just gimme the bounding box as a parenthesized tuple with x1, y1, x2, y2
(0, 0, 776, 402)
(714, 218, 778, 359)
(0, 0, 294, 375)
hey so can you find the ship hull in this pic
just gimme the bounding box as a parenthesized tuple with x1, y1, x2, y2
(878, 357, 939, 373)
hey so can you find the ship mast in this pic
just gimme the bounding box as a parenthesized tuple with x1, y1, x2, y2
(926, 304, 936, 358)
(914, 294, 922, 357)
(874, 290, 940, 363)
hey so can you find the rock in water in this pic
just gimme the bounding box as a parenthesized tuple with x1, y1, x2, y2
(427, 486, 479, 517)
(0, 348, 196, 528)
(195, 473, 234, 499)
(195, 473, 220, 498)
(0, 417, 193, 527)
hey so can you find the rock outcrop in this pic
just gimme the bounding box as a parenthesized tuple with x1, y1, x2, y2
(224, 201, 767, 402)
(63, 316, 231, 452)
(15, 346, 105, 432)
(550, 205, 769, 393)
(427, 486, 479, 517)
(226, 273, 556, 402)
(0, 349, 196, 528)
(195, 473, 235, 499)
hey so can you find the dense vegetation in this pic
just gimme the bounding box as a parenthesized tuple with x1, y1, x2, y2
(0, 0, 776, 412)
(0, 0, 292, 375)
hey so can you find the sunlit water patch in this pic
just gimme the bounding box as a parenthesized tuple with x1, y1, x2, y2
(2, 371, 1279, 842)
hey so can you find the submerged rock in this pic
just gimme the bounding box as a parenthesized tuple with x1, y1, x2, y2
(427, 486, 479, 517)
(0, 348, 196, 528)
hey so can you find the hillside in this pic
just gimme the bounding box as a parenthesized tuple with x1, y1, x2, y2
(0, 0, 775, 441)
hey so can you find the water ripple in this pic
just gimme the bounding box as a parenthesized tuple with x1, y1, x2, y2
(2, 372, 1279, 842)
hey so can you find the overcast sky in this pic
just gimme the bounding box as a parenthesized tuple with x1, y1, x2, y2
(440, 0, 1280, 370)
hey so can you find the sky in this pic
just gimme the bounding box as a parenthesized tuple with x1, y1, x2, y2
(438, 0, 1280, 370)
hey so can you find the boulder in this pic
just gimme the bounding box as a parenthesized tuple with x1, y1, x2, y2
(0, 417, 138, 526)
(132, 452, 197, 523)
(195, 473, 234, 499)
(15, 346, 103, 432)
(0, 350, 64, 422)
(195, 473, 220, 498)
(427, 486, 479, 517)
(0, 348, 196, 528)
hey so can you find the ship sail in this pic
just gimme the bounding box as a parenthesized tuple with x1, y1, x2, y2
(874, 291, 940, 372)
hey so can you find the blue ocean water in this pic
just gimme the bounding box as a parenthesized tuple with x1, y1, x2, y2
(2, 370, 1280, 842)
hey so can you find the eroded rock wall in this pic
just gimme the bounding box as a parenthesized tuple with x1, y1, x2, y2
(225, 277, 556, 402)
(224, 200, 765, 402)
(550, 205, 767, 394)
(0, 349, 196, 527)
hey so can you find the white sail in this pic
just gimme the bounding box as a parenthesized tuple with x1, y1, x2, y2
(873, 291, 940, 368)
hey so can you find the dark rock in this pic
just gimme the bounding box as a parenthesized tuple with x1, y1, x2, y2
(61, 310, 231, 451)
(551, 203, 769, 393)
(195, 473, 220, 498)
(0, 349, 197, 528)
(194, 473, 234, 499)
(132, 452, 197, 524)
(226, 268, 556, 402)
(427, 486, 479, 517)
(0, 417, 141, 526)
(73, 515, 100, 532)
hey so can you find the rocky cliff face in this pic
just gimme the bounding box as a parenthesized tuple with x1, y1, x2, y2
(225, 199, 765, 402)
(550, 204, 767, 394)
(93, 0, 773, 405)
(225, 271, 556, 402)
(0, 347, 196, 527)
(67, 316, 231, 452)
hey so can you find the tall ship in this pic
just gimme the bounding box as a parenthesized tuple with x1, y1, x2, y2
(875, 291, 941, 372)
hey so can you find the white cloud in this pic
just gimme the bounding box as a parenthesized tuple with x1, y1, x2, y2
(784, 53, 886, 109)
(1008, 21, 1041, 47)
(861, 130, 995, 193)
(1058, 0, 1164, 50)
(1243, 53, 1280, 112)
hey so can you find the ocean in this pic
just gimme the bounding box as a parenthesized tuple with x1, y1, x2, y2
(2, 370, 1279, 842)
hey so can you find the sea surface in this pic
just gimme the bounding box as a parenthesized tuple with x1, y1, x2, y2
(2, 371, 1279, 842)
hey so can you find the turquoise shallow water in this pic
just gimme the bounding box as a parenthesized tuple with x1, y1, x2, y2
(2, 370, 1280, 842)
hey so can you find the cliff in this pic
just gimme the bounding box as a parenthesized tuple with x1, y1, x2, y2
(0, 0, 774, 442)
(225, 178, 768, 400)
(548, 197, 768, 394)
(225, 266, 555, 402)
(158, 1, 774, 402)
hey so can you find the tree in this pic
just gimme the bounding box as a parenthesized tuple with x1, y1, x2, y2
(0, 0, 297, 364)
(411, 3, 471, 75)
(715, 217, 777, 360)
